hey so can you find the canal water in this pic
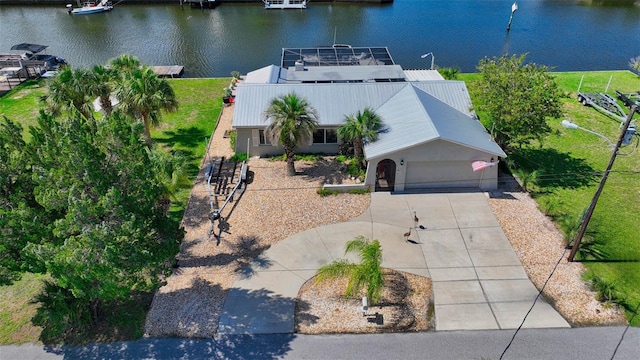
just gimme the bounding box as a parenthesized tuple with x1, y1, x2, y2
(1, 1, 639, 77)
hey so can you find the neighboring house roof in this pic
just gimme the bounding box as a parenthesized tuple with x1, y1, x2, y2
(286, 65, 407, 83)
(244, 65, 286, 84)
(364, 85, 506, 159)
(232, 81, 474, 128)
(403, 69, 445, 81)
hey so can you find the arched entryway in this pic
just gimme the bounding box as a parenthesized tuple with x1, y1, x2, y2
(375, 159, 396, 192)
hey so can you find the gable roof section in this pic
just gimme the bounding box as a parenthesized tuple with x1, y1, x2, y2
(364, 85, 506, 159)
(232, 81, 473, 128)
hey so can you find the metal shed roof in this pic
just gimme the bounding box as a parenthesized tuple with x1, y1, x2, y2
(364, 85, 506, 159)
(232, 81, 474, 128)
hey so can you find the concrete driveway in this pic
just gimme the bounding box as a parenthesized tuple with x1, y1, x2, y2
(217, 192, 569, 334)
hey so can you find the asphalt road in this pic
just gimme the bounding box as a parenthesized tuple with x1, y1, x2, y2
(1, 327, 638, 360)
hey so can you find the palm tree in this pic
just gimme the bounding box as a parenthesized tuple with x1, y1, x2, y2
(263, 92, 319, 176)
(147, 147, 190, 215)
(109, 54, 141, 74)
(337, 107, 383, 169)
(315, 235, 385, 305)
(89, 64, 117, 116)
(116, 66, 178, 143)
(41, 67, 94, 120)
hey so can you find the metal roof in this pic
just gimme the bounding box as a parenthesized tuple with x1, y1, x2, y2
(364, 85, 506, 159)
(285, 65, 406, 83)
(245, 65, 287, 84)
(403, 69, 445, 81)
(232, 81, 504, 157)
(232, 81, 474, 128)
(281, 46, 395, 68)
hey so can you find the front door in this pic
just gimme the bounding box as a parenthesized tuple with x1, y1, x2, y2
(375, 159, 396, 192)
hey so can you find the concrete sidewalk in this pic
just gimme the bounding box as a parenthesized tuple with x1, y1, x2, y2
(217, 192, 569, 334)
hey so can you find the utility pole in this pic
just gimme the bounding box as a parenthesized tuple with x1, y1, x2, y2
(568, 104, 638, 262)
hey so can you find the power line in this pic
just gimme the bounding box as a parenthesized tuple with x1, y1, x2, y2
(610, 302, 640, 360)
(500, 246, 569, 360)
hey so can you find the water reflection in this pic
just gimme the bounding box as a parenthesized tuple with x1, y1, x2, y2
(0, 1, 638, 77)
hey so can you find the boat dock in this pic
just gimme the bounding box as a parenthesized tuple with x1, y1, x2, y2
(152, 65, 185, 78)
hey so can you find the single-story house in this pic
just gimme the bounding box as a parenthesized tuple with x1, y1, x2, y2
(231, 80, 506, 191)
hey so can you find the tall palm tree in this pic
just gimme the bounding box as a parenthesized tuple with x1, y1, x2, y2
(41, 67, 94, 120)
(315, 236, 385, 305)
(337, 107, 383, 169)
(263, 92, 319, 176)
(116, 66, 178, 143)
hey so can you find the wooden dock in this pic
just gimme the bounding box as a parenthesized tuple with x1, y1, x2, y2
(152, 65, 185, 78)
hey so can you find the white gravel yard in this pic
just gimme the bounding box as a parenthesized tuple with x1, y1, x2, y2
(145, 104, 626, 338)
(487, 179, 627, 326)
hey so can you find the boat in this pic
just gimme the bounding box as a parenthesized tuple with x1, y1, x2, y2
(263, 0, 307, 9)
(0, 43, 67, 70)
(66, 0, 114, 15)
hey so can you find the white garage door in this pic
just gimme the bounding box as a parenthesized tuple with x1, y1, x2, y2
(405, 161, 480, 189)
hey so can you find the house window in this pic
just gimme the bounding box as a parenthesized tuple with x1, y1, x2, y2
(313, 129, 338, 144)
(259, 129, 270, 145)
(252, 129, 271, 146)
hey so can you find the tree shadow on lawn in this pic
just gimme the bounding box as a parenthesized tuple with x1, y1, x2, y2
(155, 126, 208, 154)
(510, 147, 598, 190)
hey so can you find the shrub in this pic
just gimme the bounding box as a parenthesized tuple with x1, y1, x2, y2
(317, 188, 338, 197)
(347, 188, 370, 195)
(229, 129, 237, 151)
(589, 274, 622, 304)
(229, 152, 248, 162)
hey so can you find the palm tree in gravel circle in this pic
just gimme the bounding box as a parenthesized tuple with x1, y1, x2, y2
(315, 235, 385, 305)
(263, 92, 319, 176)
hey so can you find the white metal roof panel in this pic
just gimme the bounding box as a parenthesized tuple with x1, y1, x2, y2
(403, 69, 445, 81)
(244, 65, 286, 84)
(286, 65, 406, 82)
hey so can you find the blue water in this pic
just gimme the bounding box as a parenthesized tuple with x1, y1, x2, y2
(0, 1, 639, 77)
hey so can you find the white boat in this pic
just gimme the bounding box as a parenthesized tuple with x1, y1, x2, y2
(263, 0, 307, 9)
(66, 0, 114, 15)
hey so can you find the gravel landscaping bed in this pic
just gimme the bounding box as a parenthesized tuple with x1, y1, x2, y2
(296, 270, 433, 334)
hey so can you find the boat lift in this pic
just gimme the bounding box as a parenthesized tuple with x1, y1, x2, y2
(206, 156, 248, 245)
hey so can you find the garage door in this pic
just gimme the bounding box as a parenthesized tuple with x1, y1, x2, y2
(405, 161, 480, 189)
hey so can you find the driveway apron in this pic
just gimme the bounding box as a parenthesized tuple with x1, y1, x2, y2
(217, 192, 569, 334)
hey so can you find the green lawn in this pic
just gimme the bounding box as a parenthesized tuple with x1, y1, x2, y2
(0, 80, 47, 138)
(154, 78, 229, 222)
(0, 76, 229, 344)
(463, 70, 640, 325)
